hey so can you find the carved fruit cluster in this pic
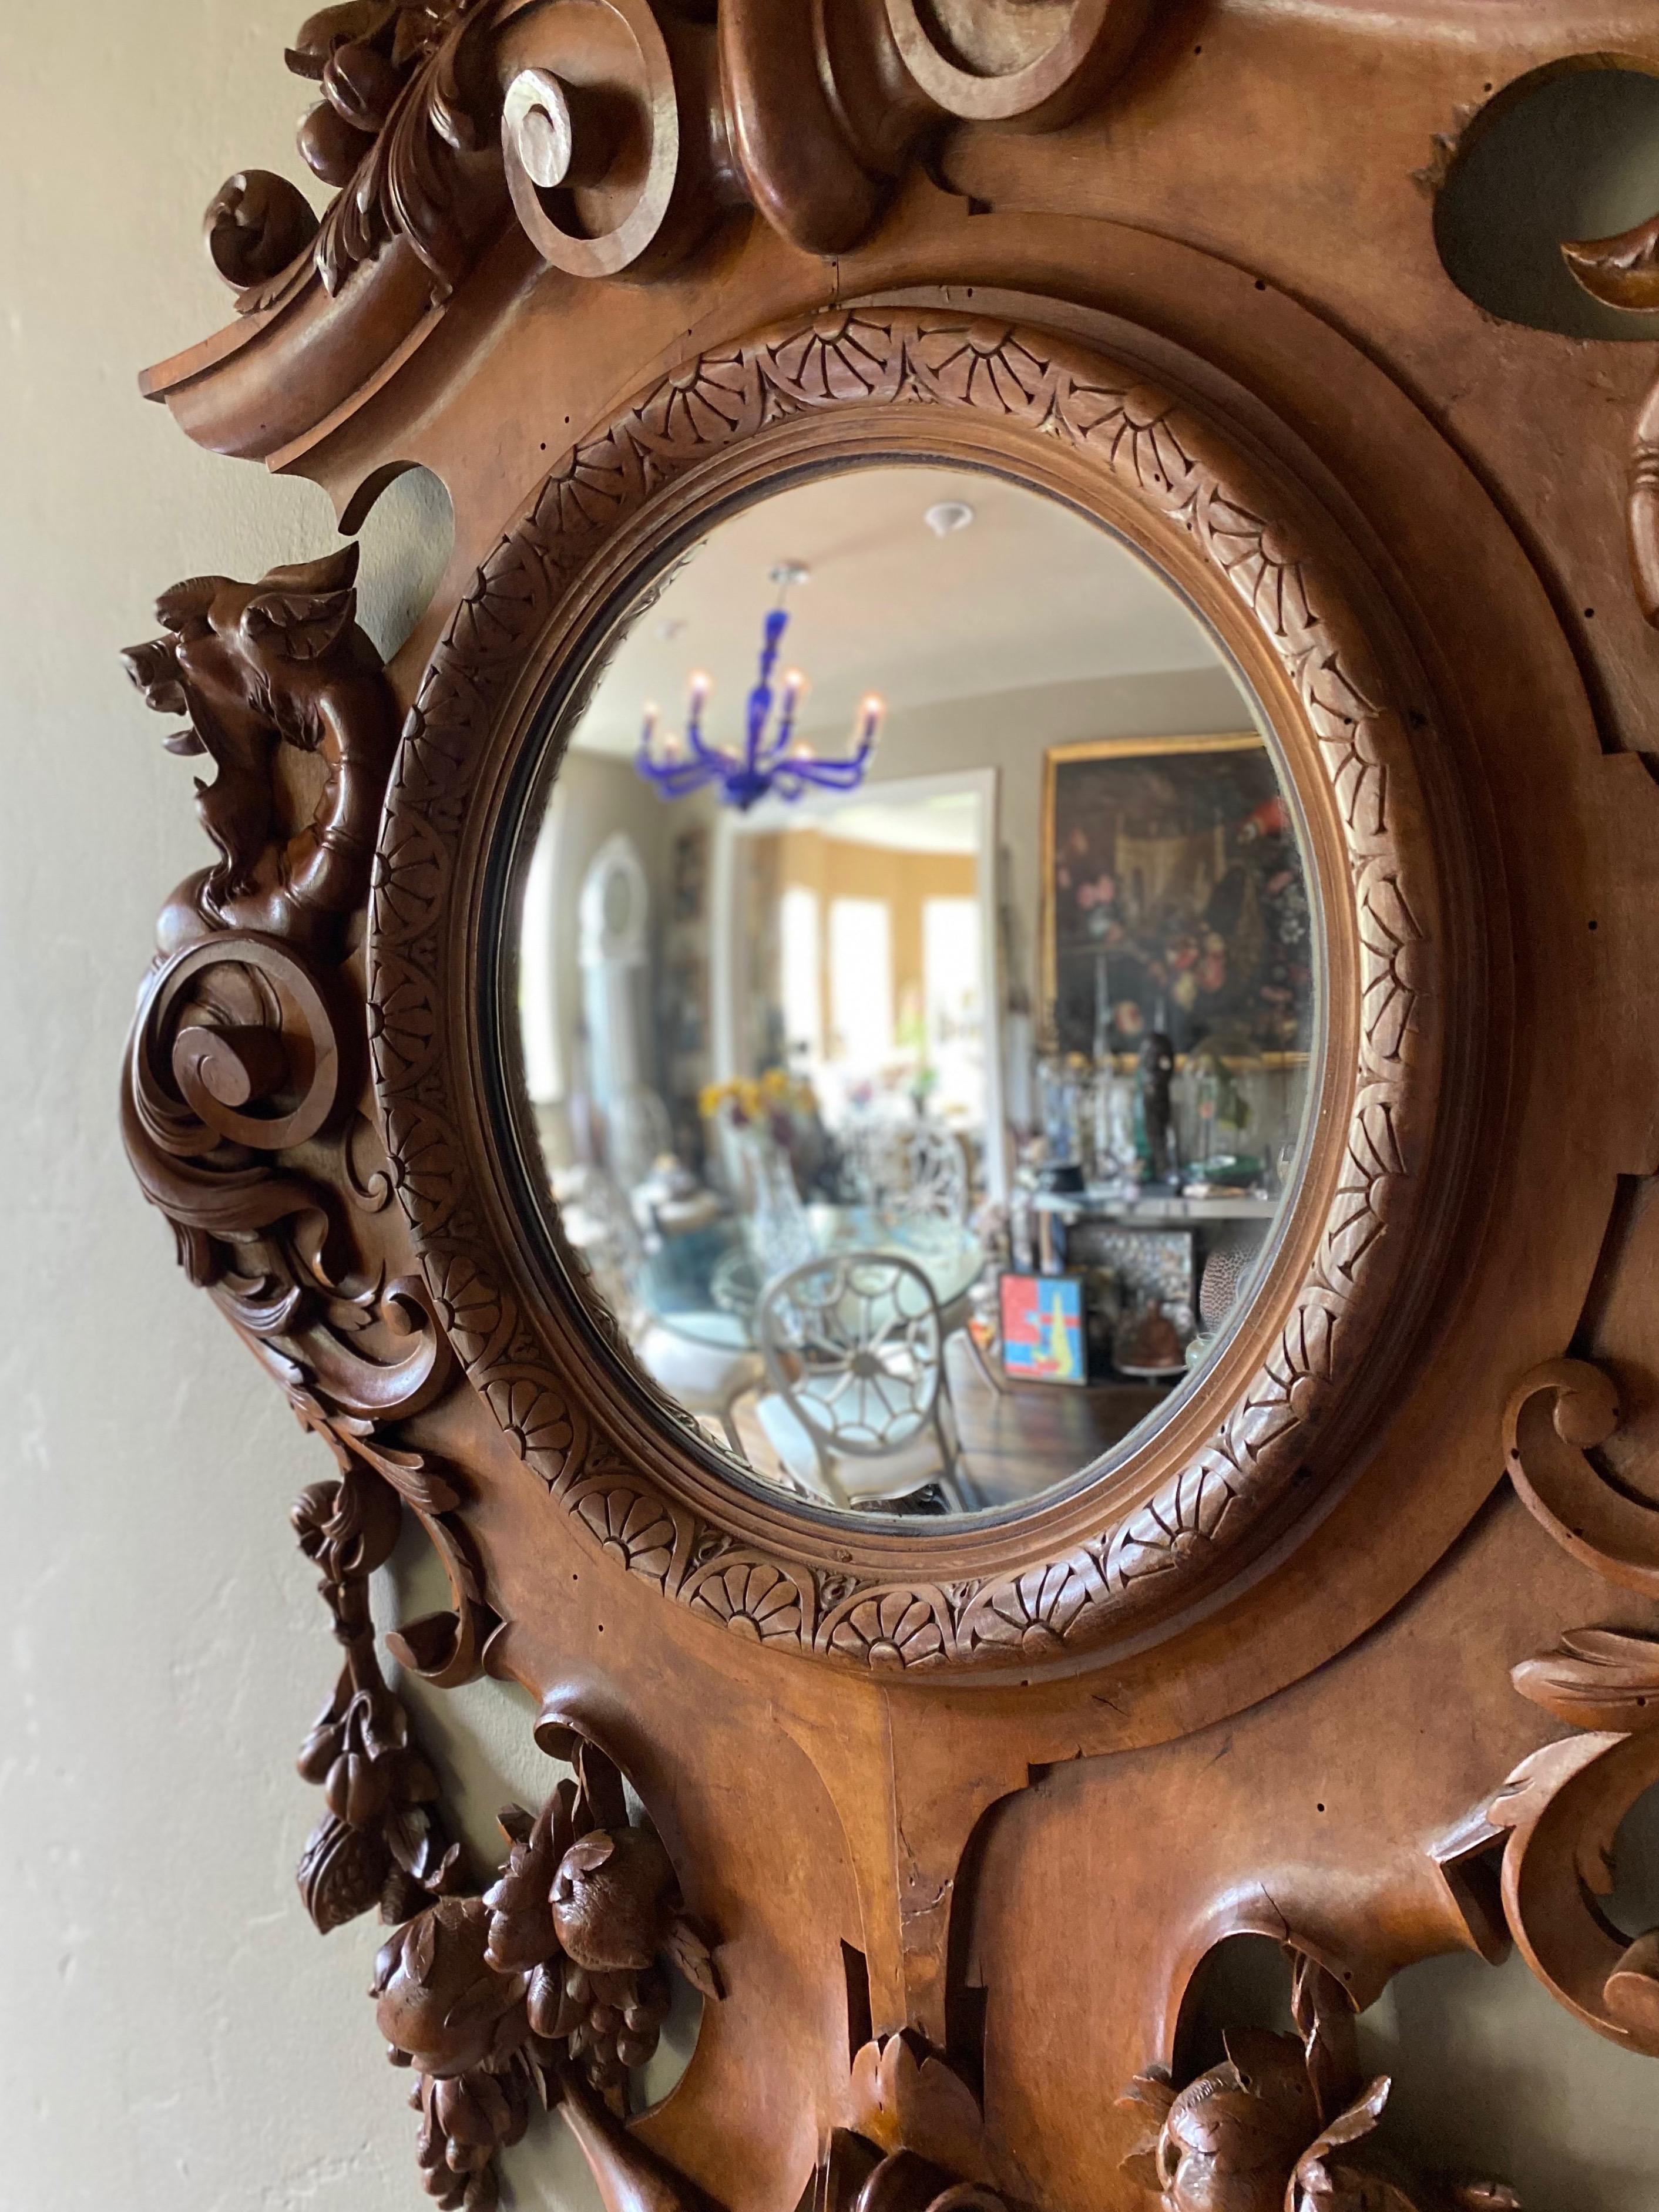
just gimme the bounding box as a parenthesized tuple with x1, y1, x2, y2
(357, 1731, 721, 2209)
(482, 1743, 720, 2110)
(1120, 1952, 1517, 2212)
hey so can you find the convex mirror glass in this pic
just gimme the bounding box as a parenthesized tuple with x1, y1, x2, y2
(501, 465, 1322, 1521)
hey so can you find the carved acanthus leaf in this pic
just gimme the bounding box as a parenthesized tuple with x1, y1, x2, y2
(1472, 1619, 1659, 2056)
(1562, 212, 1659, 314)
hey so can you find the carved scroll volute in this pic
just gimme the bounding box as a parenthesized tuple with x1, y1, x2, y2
(1472, 1631, 1659, 2055)
(717, 0, 1151, 256)
(1503, 1359, 1659, 1595)
(496, 0, 739, 281)
(881, 0, 1152, 129)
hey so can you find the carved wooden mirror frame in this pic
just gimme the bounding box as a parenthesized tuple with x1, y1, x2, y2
(123, 5, 1659, 2209)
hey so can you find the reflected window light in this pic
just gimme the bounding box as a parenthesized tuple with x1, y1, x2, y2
(829, 897, 893, 1073)
(780, 885, 823, 1066)
(923, 895, 982, 1120)
(519, 792, 563, 1102)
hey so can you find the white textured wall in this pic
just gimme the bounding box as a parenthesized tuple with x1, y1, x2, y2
(1, 7, 1657, 2210)
(0, 5, 552, 2207)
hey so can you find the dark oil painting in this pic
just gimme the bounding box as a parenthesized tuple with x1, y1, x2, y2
(1044, 738, 1315, 1059)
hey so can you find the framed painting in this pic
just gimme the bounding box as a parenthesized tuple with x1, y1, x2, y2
(1040, 734, 1316, 1060)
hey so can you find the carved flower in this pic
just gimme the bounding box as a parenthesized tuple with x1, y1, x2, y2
(688, 1561, 804, 1644)
(372, 813, 449, 943)
(634, 351, 759, 448)
(484, 1374, 575, 1474)
(385, 1104, 462, 1224)
(1319, 718, 1391, 845)
(1062, 377, 1197, 502)
(1357, 866, 1425, 1068)
(573, 1485, 675, 1582)
(1102, 1460, 1244, 1592)
(909, 322, 1049, 418)
(765, 316, 903, 406)
(427, 1252, 505, 1364)
(962, 1559, 1094, 1655)
(1322, 1104, 1405, 1290)
(825, 1590, 947, 1672)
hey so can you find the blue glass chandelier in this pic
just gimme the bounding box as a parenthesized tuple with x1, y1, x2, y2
(635, 563, 884, 812)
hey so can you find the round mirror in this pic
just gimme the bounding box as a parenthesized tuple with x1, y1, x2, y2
(499, 463, 1322, 1522)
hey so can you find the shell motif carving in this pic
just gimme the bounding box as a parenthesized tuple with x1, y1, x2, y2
(368, 310, 1445, 1678)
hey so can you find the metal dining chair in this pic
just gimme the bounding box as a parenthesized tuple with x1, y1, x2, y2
(753, 1252, 972, 1511)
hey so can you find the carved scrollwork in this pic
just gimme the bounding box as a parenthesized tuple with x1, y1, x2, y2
(204, 168, 321, 289)
(1463, 1628, 1659, 2054)
(1120, 1949, 1518, 2212)
(1503, 1358, 1659, 1595)
(200, 0, 1158, 329)
(371, 308, 1446, 1677)
(120, 546, 495, 1703)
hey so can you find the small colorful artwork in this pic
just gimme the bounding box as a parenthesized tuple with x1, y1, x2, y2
(1000, 1272, 1087, 1386)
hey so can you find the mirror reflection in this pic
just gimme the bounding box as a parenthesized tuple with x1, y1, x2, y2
(509, 466, 1319, 1518)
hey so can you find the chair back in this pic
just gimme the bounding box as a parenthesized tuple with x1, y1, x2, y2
(757, 1251, 945, 1460)
(902, 1120, 969, 1228)
(841, 1116, 911, 1214)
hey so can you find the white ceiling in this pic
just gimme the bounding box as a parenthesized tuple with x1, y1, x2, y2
(567, 463, 1227, 759)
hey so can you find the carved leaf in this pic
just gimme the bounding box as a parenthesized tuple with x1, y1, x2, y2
(663, 1916, 721, 2001)
(1511, 1628, 1659, 1734)
(1292, 2076, 1391, 2201)
(1562, 212, 1659, 313)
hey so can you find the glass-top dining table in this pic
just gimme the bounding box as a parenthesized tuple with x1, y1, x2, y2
(636, 1204, 985, 1351)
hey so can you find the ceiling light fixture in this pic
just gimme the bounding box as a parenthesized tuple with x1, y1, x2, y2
(924, 499, 975, 536)
(635, 561, 884, 812)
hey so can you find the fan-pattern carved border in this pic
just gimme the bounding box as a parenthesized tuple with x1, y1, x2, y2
(368, 309, 1443, 1677)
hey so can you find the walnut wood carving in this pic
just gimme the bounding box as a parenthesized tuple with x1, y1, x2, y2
(1120, 1951, 1517, 2211)
(374, 303, 1457, 1678)
(287, 1414, 724, 2207)
(1562, 212, 1659, 626)
(123, 5, 1659, 2209)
